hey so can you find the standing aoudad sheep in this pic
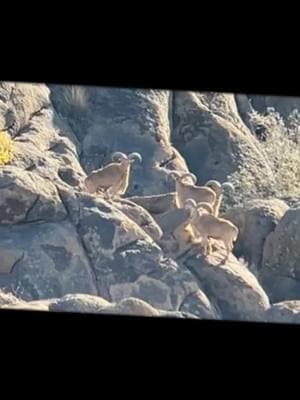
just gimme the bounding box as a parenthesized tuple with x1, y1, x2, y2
(84, 151, 142, 199)
(186, 199, 239, 261)
(166, 170, 217, 209)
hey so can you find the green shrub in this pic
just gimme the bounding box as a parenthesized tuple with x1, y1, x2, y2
(0, 131, 14, 165)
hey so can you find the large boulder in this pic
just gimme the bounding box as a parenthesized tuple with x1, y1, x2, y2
(171, 91, 274, 185)
(224, 199, 289, 268)
(182, 246, 270, 321)
(0, 167, 67, 224)
(1, 82, 86, 192)
(234, 94, 255, 132)
(48, 293, 112, 313)
(179, 290, 220, 320)
(128, 193, 177, 215)
(12, 107, 85, 189)
(111, 198, 163, 242)
(265, 301, 300, 324)
(38, 189, 216, 315)
(0, 82, 50, 135)
(261, 207, 300, 302)
(0, 221, 98, 300)
(0, 292, 199, 319)
(49, 294, 161, 316)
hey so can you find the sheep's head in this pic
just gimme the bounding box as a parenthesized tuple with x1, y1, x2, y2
(179, 172, 197, 185)
(205, 180, 222, 195)
(167, 171, 197, 184)
(166, 170, 181, 184)
(196, 202, 214, 215)
(111, 151, 142, 165)
(184, 198, 197, 210)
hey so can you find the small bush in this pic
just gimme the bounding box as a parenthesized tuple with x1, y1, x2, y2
(228, 108, 300, 205)
(0, 131, 14, 165)
(62, 85, 89, 112)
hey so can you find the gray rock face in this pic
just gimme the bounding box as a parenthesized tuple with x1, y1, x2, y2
(0, 82, 281, 321)
(179, 290, 220, 320)
(171, 91, 274, 185)
(49, 293, 111, 313)
(100, 297, 161, 317)
(0, 221, 98, 300)
(261, 207, 300, 302)
(183, 249, 270, 321)
(58, 192, 205, 314)
(128, 193, 177, 215)
(49, 86, 190, 196)
(0, 167, 67, 224)
(224, 199, 289, 268)
(234, 94, 255, 132)
(266, 301, 300, 324)
(0, 82, 50, 136)
(0, 291, 200, 319)
(112, 198, 163, 242)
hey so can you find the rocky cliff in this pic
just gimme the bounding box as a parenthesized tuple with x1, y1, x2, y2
(0, 82, 300, 323)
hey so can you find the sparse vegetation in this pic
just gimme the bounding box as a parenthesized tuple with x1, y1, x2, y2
(238, 257, 258, 277)
(0, 131, 14, 165)
(62, 85, 89, 112)
(228, 108, 300, 206)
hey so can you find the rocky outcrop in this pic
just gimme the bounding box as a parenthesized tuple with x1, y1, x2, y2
(261, 207, 300, 302)
(0, 167, 67, 224)
(224, 199, 289, 268)
(234, 94, 255, 132)
(0, 221, 98, 300)
(182, 248, 270, 321)
(0, 291, 199, 318)
(49, 86, 190, 196)
(171, 91, 274, 185)
(265, 301, 300, 324)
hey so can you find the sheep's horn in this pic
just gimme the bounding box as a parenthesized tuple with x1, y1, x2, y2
(221, 182, 235, 192)
(180, 173, 197, 184)
(205, 180, 221, 189)
(128, 152, 143, 163)
(111, 152, 128, 161)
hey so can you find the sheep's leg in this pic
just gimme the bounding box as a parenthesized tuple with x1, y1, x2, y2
(106, 186, 119, 200)
(174, 224, 193, 253)
(101, 189, 110, 200)
(224, 242, 231, 261)
(202, 236, 209, 255)
(206, 239, 212, 255)
(190, 225, 201, 242)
